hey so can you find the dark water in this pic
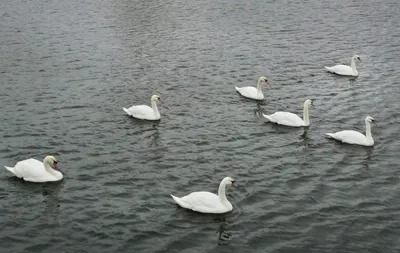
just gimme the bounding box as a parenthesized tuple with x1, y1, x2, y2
(1, 0, 400, 252)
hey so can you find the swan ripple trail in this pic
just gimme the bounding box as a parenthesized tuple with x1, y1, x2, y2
(1, 0, 399, 252)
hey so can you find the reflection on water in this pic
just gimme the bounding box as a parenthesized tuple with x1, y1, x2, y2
(299, 127, 310, 146)
(217, 222, 232, 246)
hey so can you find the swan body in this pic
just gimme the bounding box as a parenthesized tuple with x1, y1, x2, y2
(325, 55, 361, 76)
(123, 94, 164, 120)
(171, 177, 237, 214)
(5, 156, 62, 182)
(263, 99, 313, 127)
(325, 116, 375, 146)
(235, 76, 269, 100)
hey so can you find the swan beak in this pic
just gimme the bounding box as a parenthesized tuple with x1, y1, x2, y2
(232, 182, 238, 188)
(159, 98, 164, 102)
(372, 121, 377, 126)
(264, 80, 269, 86)
(53, 161, 59, 169)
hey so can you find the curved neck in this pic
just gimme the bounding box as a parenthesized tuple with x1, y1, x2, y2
(365, 121, 373, 141)
(218, 181, 228, 202)
(43, 160, 57, 177)
(151, 100, 159, 115)
(256, 79, 263, 93)
(303, 103, 310, 126)
(351, 57, 357, 71)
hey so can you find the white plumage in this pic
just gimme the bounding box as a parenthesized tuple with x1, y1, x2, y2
(325, 55, 361, 76)
(263, 99, 313, 127)
(5, 156, 62, 183)
(326, 116, 375, 146)
(235, 76, 269, 100)
(123, 94, 164, 120)
(171, 177, 237, 214)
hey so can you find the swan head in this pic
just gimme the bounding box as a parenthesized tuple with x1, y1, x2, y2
(353, 55, 361, 62)
(258, 76, 269, 85)
(44, 156, 59, 169)
(224, 177, 238, 187)
(304, 99, 313, 107)
(365, 116, 376, 125)
(151, 95, 164, 102)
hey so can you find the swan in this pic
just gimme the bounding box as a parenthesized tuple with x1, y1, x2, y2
(325, 55, 361, 76)
(235, 76, 269, 100)
(262, 99, 313, 127)
(325, 116, 376, 146)
(171, 177, 237, 214)
(4, 155, 62, 182)
(123, 94, 164, 120)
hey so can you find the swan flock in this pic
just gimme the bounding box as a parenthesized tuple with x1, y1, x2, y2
(4, 54, 376, 215)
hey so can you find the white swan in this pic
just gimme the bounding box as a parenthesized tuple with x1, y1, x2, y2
(5, 156, 63, 183)
(171, 177, 237, 214)
(325, 116, 375, 146)
(262, 99, 313, 127)
(123, 94, 164, 120)
(235, 76, 269, 100)
(325, 55, 361, 76)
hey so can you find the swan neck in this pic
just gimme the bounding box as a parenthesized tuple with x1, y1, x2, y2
(351, 57, 357, 71)
(256, 79, 263, 93)
(365, 121, 373, 141)
(218, 181, 228, 202)
(303, 103, 310, 126)
(44, 161, 57, 177)
(151, 100, 159, 115)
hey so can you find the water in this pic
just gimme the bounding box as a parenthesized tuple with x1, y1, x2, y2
(1, 0, 400, 252)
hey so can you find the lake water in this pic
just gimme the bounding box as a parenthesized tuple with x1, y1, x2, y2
(1, 0, 399, 252)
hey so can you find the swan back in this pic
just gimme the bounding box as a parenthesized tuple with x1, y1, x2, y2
(262, 99, 312, 127)
(235, 76, 269, 100)
(123, 94, 163, 120)
(325, 116, 375, 146)
(326, 130, 370, 146)
(6, 157, 63, 182)
(325, 55, 360, 76)
(171, 177, 237, 214)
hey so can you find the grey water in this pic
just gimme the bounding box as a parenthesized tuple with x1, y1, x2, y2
(1, 0, 400, 252)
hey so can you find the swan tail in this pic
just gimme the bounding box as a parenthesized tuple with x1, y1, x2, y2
(171, 194, 191, 209)
(262, 114, 274, 122)
(122, 107, 132, 116)
(5, 166, 20, 177)
(325, 133, 335, 138)
(325, 66, 333, 72)
(235, 86, 241, 92)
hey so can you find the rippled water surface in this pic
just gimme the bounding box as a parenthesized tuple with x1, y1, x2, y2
(1, 0, 400, 252)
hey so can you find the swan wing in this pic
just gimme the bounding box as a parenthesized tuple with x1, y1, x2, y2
(11, 159, 47, 179)
(325, 64, 354, 76)
(124, 105, 155, 120)
(264, 112, 304, 127)
(171, 192, 229, 213)
(326, 130, 368, 145)
(235, 86, 263, 100)
(6, 158, 62, 182)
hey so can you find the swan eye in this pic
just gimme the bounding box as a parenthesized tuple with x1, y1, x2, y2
(231, 180, 235, 183)
(53, 161, 58, 164)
